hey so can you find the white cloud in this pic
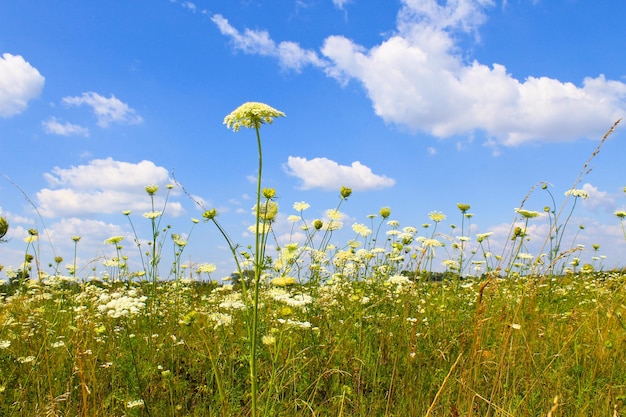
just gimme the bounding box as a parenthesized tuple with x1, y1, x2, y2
(214, 0, 626, 145)
(211, 14, 326, 71)
(62, 92, 143, 127)
(0, 53, 45, 117)
(284, 156, 395, 190)
(42, 117, 89, 137)
(579, 183, 615, 212)
(332, 0, 351, 10)
(320, 0, 626, 145)
(37, 158, 183, 217)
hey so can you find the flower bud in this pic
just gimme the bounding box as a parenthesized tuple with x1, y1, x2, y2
(262, 188, 276, 199)
(0, 216, 8, 240)
(313, 219, 324, 230)
(202, 209, 218, 220)
(145, 185, 159, 195)
(379, 207, 391, 219)
(340, 186, 352, 199)
(457, 203, 470, 213)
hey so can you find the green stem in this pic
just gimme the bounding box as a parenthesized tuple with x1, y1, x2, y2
(250, 125, 263, 417)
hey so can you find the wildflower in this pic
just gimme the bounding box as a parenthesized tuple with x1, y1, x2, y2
(322, 221, 343, 231)
(172, 235, 187, 247)
(0, 216, 8, 239)
(196, 263, 217, 274)
(564, 188, 589, 199)
(509, 323, 521, 330)
(98, 294, 147, 318)
(203, 209, 218, 220)
(17, 356, 36, 364)
(615, 210, 626, 219)
(145, 184, 159, 195)
(287, 215, 300, 223)
(442, 259, 460, 270)
(224, 102, 285, 131)
(476, 232, 493, 242)
(428, 211, 446, 222)
(326, 209, 344, 221)
(262, 334, 276, 346)
(0, 340, 10, 349)
(104, 236, 124, 245)
(380, 206, 391, 218)
(387, 274, 411, 286)
(271, 276, 297, 286)
(293, 201, 310, 211)
(352, 223, 372, 237)
(387, 220, 400, 228)
(191, 218, 199, 224)
(71, 235, 81, 242)
(422, 238, 444, 248)
(253, 201, 278, 222)
(340, 186, 352, 199)
(143, 211, 162, 219)
(517, 253, 534, 260)
(457, 203, 471, 213)
(262, 187, 276, 199)
(208, 312, 233, 329)
(28, 228, 38, 236)
(515, 208, 540, 218)
(248, 223, 272, 234)
(122, 210, 132, 215)
(126, 399, 145, 409)
(23, 235, 38, 243)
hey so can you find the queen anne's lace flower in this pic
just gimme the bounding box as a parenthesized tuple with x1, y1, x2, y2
(224, 102, 285, 132)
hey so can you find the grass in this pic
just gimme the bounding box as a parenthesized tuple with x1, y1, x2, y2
(1, 106, 625, 416)
(1, 271, 626, 416)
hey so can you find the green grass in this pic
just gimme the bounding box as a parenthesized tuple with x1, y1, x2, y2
(1, 271, 626, 416)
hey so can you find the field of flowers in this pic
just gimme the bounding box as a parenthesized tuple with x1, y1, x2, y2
(1, 104, 625, 416)
(1, 269, 626, 416)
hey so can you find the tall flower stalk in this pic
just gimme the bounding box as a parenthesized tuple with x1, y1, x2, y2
(223, 102, 285, 417)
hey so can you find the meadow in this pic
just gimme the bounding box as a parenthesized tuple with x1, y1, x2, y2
(1, 103, 625, 416)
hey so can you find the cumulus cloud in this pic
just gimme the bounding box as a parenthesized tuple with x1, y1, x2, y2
(42, 117, 89, 137)
(62, 92, 143, 127)
(211, 14, 326, 71)
(0, 53, 45, 117)
(214, 0, 626, 145)
(37, 158, 183, 217)
(321, 0, 626, 145)
(284, 156, 395, 190)
(579, 183, 615, 212)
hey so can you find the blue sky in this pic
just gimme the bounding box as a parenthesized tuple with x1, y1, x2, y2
(1, 0, 626, 280)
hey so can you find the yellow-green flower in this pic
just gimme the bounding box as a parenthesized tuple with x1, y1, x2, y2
(0, 216, 8, 239)
(515, 208, 541, 219)
(457, 203, 471, 213)
(143, 211, 163, 219)
(145, 185, 159, 195)
(293, 201, 310, 211)
(104, 236, 125, 245)
(428, 211, 446, 222)
(271, 276, 297, 286)
(224, 102, 285, 132)
(564, 188, 589, 199)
